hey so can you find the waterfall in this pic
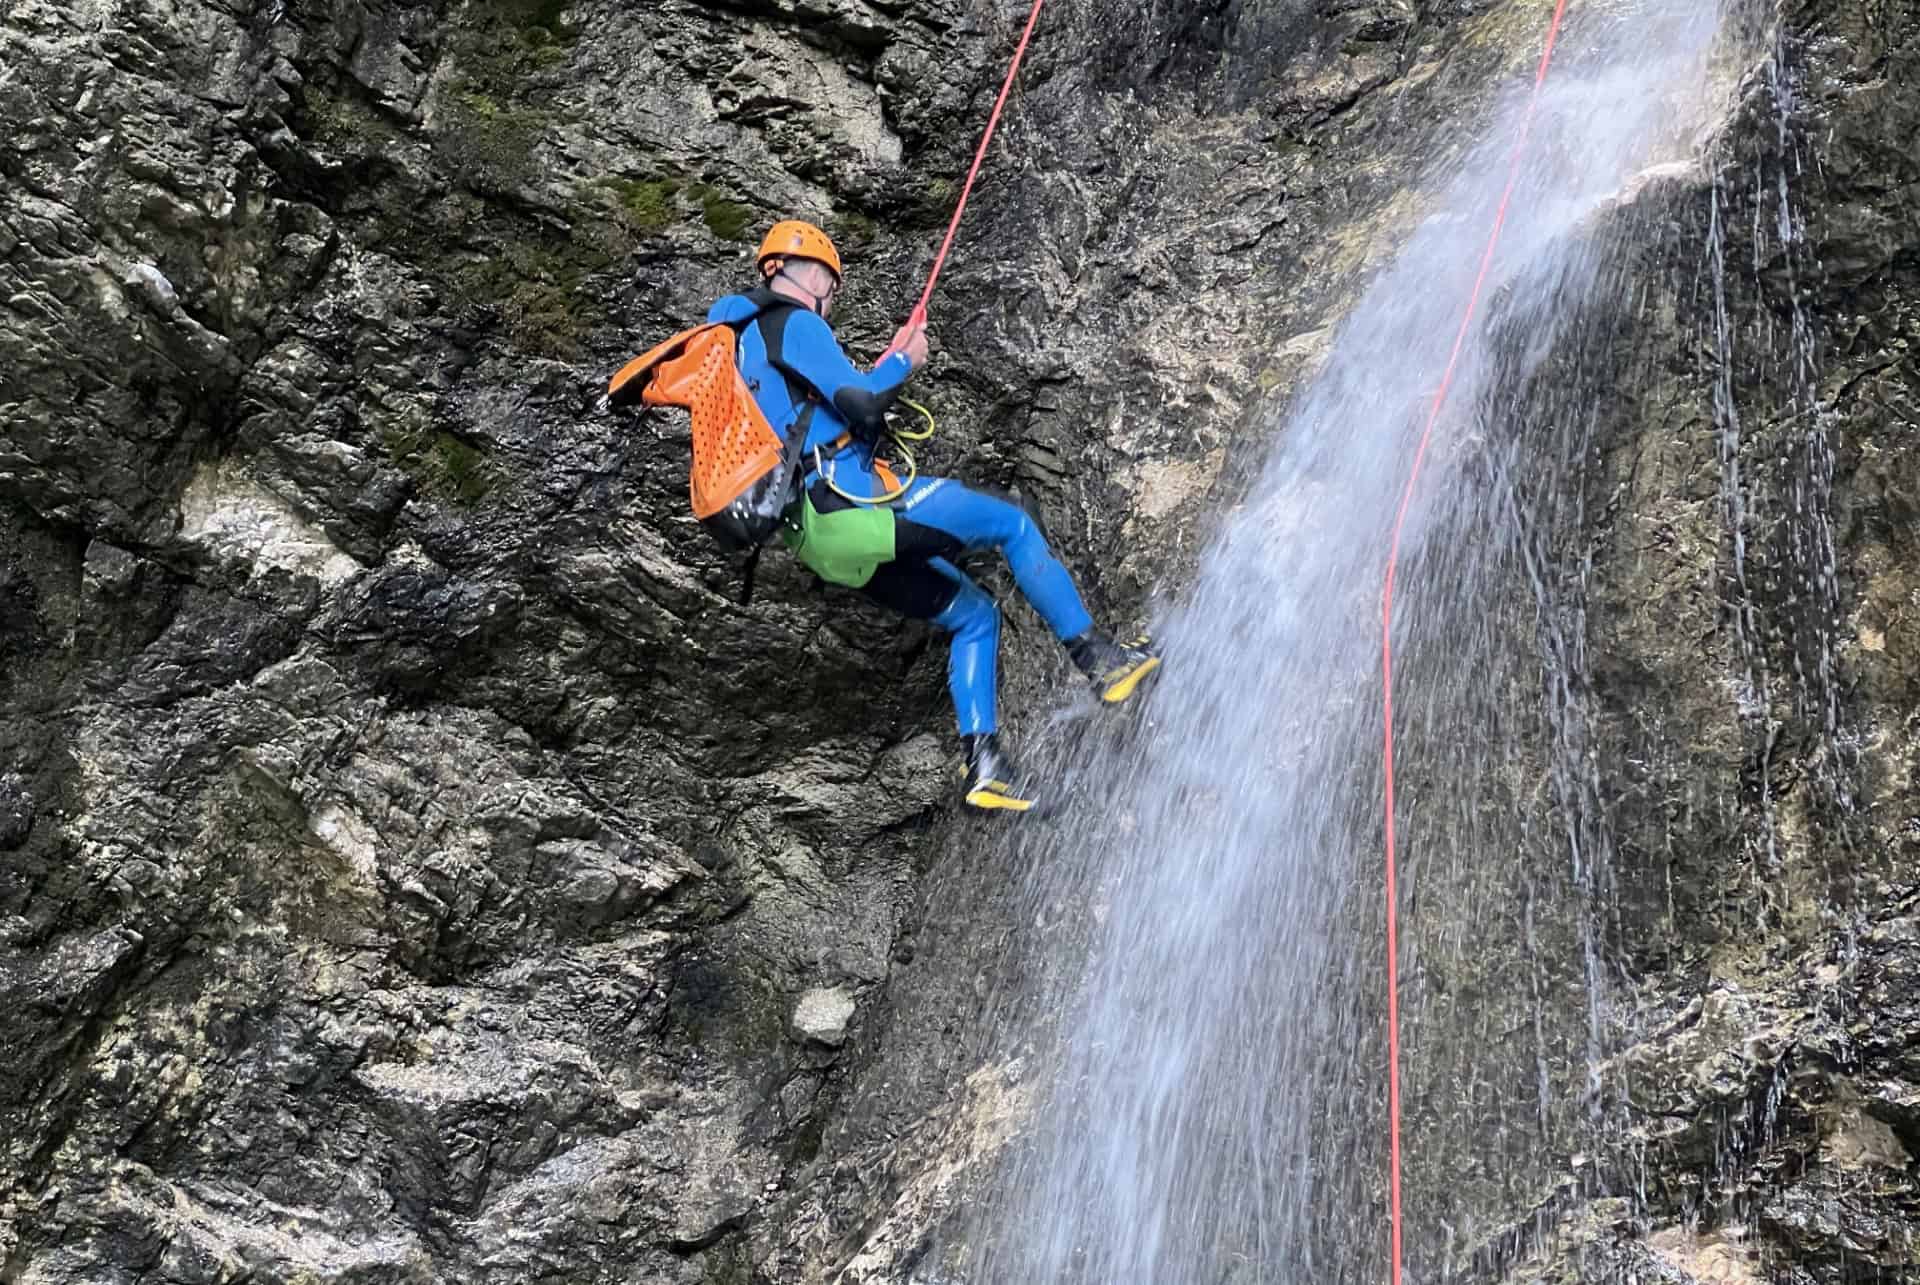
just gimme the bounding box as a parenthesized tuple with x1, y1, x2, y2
(931, 2, 1741, 1280)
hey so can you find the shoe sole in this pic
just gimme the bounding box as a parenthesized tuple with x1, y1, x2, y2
(1099, 656, 1161, 704)
(965, 783, 1037, 812)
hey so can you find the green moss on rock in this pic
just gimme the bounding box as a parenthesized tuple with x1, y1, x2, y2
(589, 176, 753, 243)
(684, 183, 752, 242)
(430, 0, 578, 193)
(597, 177, 684, 233)
(437, 85, 553, 192)
(307, 91, 404, 154)
(699, 191, 754, 242)
(450, 236, 613, 358)
(381, 415, 496, 506)
(498, 0, 575, 39)
(828, 209, 878, 248)
(296, 0, 639, 359)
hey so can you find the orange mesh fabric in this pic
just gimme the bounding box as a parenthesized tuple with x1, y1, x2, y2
(606, 326, 698, 408)
(641, 326, 784, 519)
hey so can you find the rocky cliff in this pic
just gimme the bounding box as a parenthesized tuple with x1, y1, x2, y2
(1, 0, 1914, 1282)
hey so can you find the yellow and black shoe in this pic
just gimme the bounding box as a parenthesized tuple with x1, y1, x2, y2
(959, 733, 1039, 813)
(1067, 630, 1162, 705)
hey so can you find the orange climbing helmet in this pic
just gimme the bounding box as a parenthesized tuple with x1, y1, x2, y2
(756, 220, 842, 280)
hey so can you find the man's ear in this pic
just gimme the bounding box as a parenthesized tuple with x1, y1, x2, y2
(762, 258, 782, 280)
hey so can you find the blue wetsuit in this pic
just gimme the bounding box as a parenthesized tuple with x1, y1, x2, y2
(708, 289, 1095, 736)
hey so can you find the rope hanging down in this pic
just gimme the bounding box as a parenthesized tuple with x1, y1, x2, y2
(904, 0, 1050, 331)
(1377, 1, 1572, 1281)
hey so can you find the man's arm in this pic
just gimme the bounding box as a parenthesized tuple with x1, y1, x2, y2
(770, 308, 915, 440)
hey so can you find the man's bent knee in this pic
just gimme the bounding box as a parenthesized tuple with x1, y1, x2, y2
(933, 580, 1000, 640)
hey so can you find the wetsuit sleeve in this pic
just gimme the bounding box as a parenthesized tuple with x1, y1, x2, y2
(770, 308, 913, 440)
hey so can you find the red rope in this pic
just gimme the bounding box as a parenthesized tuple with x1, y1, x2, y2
(1379, 3, 1571, 1281)
(904, 0, 1050, 332)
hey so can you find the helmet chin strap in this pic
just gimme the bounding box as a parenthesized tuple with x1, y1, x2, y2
(772, 263, 834, 316)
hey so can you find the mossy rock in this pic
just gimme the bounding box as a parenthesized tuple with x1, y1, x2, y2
(828, 209, 879, 248)
(590, 176, 754, 243)
(686, 182, 754, 243)
(494, 0, 577, 40)
(429, 0, 581, 193)
(306, 91, 406, 157)
(449, 235, 615, 358)
(380, 414, 497, 506)
(436, 85, 553, 192)
(700, 192, 754, 243)
(596, 176, 684, 234)
(295, 0, 638, 359)
(328, 174, 626, 359)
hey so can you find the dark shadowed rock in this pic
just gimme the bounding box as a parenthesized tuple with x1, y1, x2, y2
(0, 775, 31, 851)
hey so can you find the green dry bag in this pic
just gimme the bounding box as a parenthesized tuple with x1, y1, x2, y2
(782, 492, 896, 588)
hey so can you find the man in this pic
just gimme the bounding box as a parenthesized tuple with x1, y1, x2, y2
(710, 219, 1161, 813)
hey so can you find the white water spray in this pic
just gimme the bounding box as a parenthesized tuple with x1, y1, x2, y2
(928, 2, 1736, 1280)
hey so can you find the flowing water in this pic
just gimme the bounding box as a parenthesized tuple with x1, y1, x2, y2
(922, 2, 1753, 1280)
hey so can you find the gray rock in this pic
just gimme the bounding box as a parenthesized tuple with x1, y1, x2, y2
(791, 987, 857, 1048)
(0, 774, 32, 850)
(81, 542, 141, 600)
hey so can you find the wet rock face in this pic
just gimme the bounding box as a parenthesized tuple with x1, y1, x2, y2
(1387, 0, 1920, 1279)
(0, 1, 1914, 1284)
(1544, 0, 1918, 1274)
(752, 0, 1920, 1282)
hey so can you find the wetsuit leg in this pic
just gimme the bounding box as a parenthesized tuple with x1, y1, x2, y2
(929, 564, 999, 736)
(892, 477, 1094, 642)
(857, 548, 1001, 737)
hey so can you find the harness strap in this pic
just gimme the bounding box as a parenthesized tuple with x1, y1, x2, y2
(802, 428, 857, 488)
(735, 399, 819, 608)
(717, 291, 826, 607)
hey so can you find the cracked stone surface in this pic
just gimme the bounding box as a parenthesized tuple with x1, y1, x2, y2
(2, 0, 1916, 1281)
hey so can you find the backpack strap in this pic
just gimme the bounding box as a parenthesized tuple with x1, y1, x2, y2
(733, 397, 817, 609)
(737, 543, 764, 609)
(729, 290, 815, 609)
(737, 287, 820, 435)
